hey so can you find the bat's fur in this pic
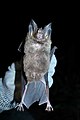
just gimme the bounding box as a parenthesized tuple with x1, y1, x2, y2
(23, 33, 52, 81)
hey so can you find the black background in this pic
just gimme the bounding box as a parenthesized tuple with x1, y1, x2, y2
(0, 7, 80, 120)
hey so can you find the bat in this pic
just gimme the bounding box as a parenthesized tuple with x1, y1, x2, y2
(16, 20, 57, 112)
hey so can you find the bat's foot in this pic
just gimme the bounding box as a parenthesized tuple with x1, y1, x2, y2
(45, 102, 54, 112)
(15, 103, 24, 111)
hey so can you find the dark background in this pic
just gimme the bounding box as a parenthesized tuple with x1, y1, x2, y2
(0, 12, 80, 120)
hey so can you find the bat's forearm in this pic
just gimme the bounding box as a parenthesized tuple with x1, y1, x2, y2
(46, 85, 50, 104)
(46, 85, 49, 98)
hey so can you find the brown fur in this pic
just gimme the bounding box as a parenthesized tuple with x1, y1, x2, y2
(23, 34, 51, 81)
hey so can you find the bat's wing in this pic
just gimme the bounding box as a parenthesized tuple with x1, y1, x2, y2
(0, 63, 16, 113)
(3, 63, 16, 93)
(48, 52, 57, 88)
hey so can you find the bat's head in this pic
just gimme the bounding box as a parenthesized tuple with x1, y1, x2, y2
(28, 19, 52, 42)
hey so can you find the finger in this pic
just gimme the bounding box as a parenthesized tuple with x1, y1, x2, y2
(19, 107, 21, 111)
(22, 107, 24, 111)
(18, 107, 21, 111)
(17, 106, 20, 111)
(48, 107, 51, 112)
(45, 107, 48, 111)
(51, 107, 54, 111)
(45, 107, 50, 112)
(17, 107, 19, 111)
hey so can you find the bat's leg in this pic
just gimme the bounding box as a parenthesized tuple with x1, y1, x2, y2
(15, 82, 29, 111)
(45, 85, 53, 112)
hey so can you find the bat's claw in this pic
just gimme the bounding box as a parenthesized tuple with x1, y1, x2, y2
(15, 103, 24, 111)
(45, 103, 54, 112)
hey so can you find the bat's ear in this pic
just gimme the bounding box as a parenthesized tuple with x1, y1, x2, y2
(28, 19, 38, 36)
(31, 19, 38, 32)
(43, 23, 52, 39)
(28, 22, 33, 36)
